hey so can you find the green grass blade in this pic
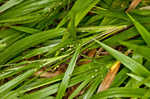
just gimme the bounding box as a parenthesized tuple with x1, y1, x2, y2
(57, 0, 99, 28)
(110, 68, 129, 87)
(0, 62, 41, 80)
(127, 73, 150, 87)
(94, 40, 150, 77)
(56, 45, 80, 99)
(83, 75, 102, 99)
(127, 13, 150, 46)
(0, 28, 65, 64)
(0, 69, 36, 96)
(9, 26, 40, 34)
(120, 41, 150, 61)
(10, 43, 59, 63)
(21, 66, 96, 98)
(0, 15, 40, 24)
(93, 88, 147, 98)
(0, 0, 24, 13)
(69, 78, 91, 99)
(67, 13, 76, 41)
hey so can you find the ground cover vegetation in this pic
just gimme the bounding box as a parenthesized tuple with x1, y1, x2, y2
(0, 0, 150, 99)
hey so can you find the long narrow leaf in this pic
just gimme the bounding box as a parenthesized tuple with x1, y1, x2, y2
(94, 40, 150, 77)
(0, 69, 36, 97)
(69, 78, 91, 99)
(0, 0, 24, 13)
(56, 45, 80, 99)
(120, 41, 150, 61)
(0, 28, 65, 64)
(93, 88, 147, 98)
(127, 13, 150, 46)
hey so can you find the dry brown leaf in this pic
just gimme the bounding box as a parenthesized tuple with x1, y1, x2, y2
(97, 61, 121, 92)
(97, 50, 132, 92)
(87, 48, 97, 57)
(126, 0, 142, 12)
(35, 70, 61, 78)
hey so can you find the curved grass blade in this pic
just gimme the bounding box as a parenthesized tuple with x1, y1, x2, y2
(68, 78, 91, 99)
(83, 75, 102, 99)
(127, 13, 150, 46)
(56, 45, 81, 99)
(0, 0, 24, 13)
(12, 43, 59, 62)
(127, 73, 150, 87)
(0, 28, 65, 64)
(17, 62, 98, 94)
(57, 0, 99, 28)
(0, 69, 36, 97)
(0, 15, 40, 24)
(9, 26, 40, 34)
(120, 41, 150, 61)
(21, 66, 96, 99)
(93, 88, 147, 99)
(110, 68, 129, 87)
(0, 63, 38, 80)
(94, 40, 150, 77)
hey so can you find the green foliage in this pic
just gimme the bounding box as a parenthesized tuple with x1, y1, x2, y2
(93, 88, 148, 98)
(56, 46, 80, 99)
(95, 40, 150, 77)
(127, 13, 150, 46)
(0, 0, 150, 98)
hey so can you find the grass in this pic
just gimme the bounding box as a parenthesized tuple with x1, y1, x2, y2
(0, 0, 150, 99)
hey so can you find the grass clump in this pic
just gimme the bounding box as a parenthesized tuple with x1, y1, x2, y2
(0, 0, 150, 99)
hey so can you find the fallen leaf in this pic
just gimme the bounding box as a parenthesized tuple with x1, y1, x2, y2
(35, 70, 61, 78)
(97, 61, 121, 92)
(126, 0, 142, 12)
